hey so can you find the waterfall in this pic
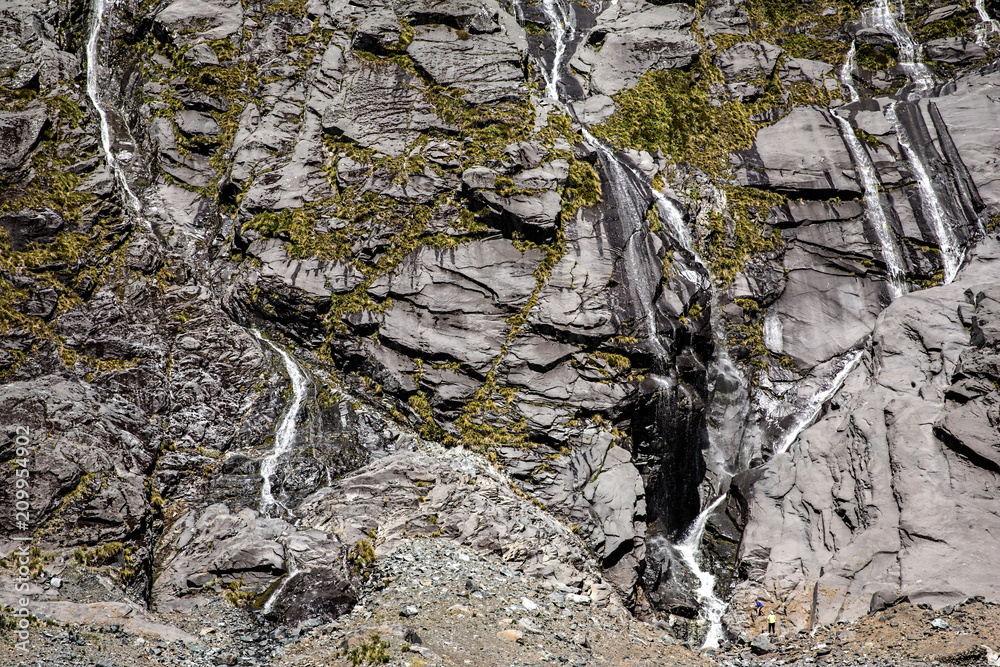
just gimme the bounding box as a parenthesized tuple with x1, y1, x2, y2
(539, 0, 576, 101)
(524, 1, 734, 644)
(675, 495, 728, 648)
(861, 0, 963, 283)
(832, 107, 908, 296)
(974, 0, 1000, 44)
(85, 0, 146, 225)
(774, 349, 864, 455)
(839, 42, 860, 103)
(884, 104, 963, 283)
(254, 332, 309, 512)
(262, 554, 299, 615)
(864, 0, 934, 94)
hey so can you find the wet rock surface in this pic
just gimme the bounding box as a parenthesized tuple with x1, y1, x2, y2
(3, 0, 1000, 658)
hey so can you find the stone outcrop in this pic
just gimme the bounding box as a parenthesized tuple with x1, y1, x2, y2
(729, 243, 1000, 631)
(4, 0, 1000, 651)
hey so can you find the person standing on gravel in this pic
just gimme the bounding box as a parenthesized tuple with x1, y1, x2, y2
(767, 612, 776, 634)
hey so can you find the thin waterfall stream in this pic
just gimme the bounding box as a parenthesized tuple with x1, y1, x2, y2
(864, 0, 964, 282)
(85, 0, 146, 226)
(884, 104, 963, 283)
(835, 42, 908, 299)
(254, 332, 309, 513)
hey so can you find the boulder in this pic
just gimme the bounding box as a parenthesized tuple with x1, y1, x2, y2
(406, 25, 526, 104)
(735, 106, 860, 196)
(0, 107, 48, 171)
(322, 60, 457, 156)
(0, 208, 63, 251)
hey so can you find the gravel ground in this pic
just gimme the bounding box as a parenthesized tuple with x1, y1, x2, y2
(3, 542, 1000, 667)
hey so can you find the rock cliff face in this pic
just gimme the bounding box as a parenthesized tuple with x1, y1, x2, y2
(2, 0, 1000, 651)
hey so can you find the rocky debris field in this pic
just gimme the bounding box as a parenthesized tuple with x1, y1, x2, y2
(4, 543, 1000, 667)
(713, 599, 1000, 667)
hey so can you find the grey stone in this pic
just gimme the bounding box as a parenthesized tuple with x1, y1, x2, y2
(174, 110, 220, 136)
(732, 246, 1000, 631)
(735, 106, 860, 195)
(575, 1, 700, 96)
(750, 634, 777, 654)
(246, 238, 364, 298)
(184, 42, 220, 66)
(477, 190, 562, 235)
(0, 107, 48, 171)
(462, 166, 498, 190)
(406, 25, 526, 104)
(0, 208, 63, 251)
(155, 0, 243, 41)
(513, 160, 570, 191)
(717, 41, 783, 81)
(322, 59, 457, 156)
(924, 37, 986, 64)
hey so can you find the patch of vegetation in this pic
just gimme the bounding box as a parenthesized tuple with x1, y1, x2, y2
(223, 579, 257, 607)
(914, 13, 969, 41)
(348, 539, 377, 573)
(855, 43, 899, 71)
(594, 67, 757, 175)
(346, 634, 391, 665)
(73, 541, 123, 567)
(561, 159, 602, 218)
(703, 187, 785, 285)
(243, 207, 352, 260)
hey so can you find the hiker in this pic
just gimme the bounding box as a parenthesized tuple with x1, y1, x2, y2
(767, 612, 776, 634)
(754, 599, 764, 617)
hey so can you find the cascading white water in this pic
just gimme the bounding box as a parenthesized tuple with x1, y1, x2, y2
(840, 41, 860, 103)
(865, 0, 934, 93)
(774, 349, 864, 454)
(254, 332, 309, 512)
(861, 0, 963, 283)
(974, 0, 1000, 44)
(262, 555, 298, 615)
(884, 104, 962, 283)
(539, 0, 575, 101)
(675, 495, 728, 648)
(85, 0, 145, 224)
(832, 69, 908, 300)
(531, 5, 732, 645)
